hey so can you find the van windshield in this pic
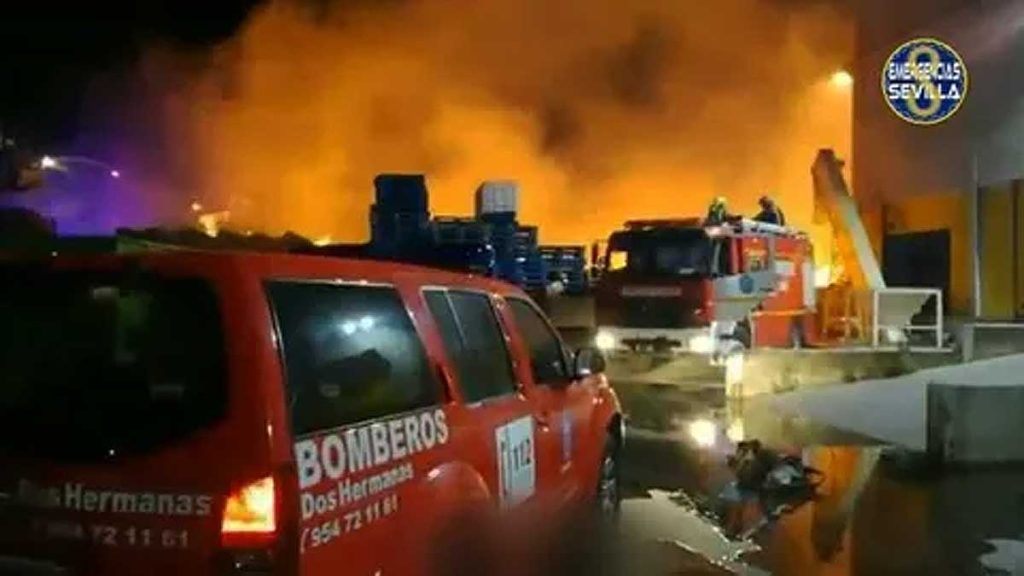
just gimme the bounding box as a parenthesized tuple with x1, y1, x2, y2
(0, 266, 226, 462)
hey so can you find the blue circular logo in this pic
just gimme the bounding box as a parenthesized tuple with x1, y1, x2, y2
(739, 274, 755, 294)
(882, 37, 968, 126)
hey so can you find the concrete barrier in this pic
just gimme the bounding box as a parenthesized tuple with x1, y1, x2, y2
(603, 347, 959, 397)
(732, 348, 958, 398)
(926, 383, 1024, 464)
(771, 354, 1024, 464)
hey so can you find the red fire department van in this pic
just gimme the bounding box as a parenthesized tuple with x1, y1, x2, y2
(594, 217, 817, 360)
(0, 251, 623, 576)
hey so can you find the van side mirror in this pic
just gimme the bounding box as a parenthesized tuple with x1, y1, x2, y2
(573, 347, 606, 379)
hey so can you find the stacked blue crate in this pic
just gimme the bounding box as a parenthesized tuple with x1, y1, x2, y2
(431, 217, 492, 245)
(427, 216, 496, 276)
(488, 221, 518, 284)
(487, 220, 547, 289)
(369, 205, 431, 258)
(476, 182, 540, 286)
(515, 226, 546, 290)
(424, 243, 496, 276)
(370, 174, 431, 258)
(520, 250, 548, 291)
(478, 211, 517, 226)
(540, 246, 588, 294)
(373, 174, 429, 213)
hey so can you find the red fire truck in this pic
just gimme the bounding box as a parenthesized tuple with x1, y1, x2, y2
(593, 217, 818, 362)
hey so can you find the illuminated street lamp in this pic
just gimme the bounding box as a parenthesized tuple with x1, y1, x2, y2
(830, 69, 854, 89)
(40, 155, 121, 179)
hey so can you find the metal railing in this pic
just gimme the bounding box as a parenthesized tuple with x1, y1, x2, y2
(817, 284, 945, 349)
(871, 287, 944, 349)
(960, 322, 1024, 362)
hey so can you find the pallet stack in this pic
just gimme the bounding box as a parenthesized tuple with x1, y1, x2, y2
(369, 174, 431, 258)
(476, 181, 547, 291)
(430, 216, 492, 245)
(361, 174, 584, 293)
(540, 245, 588, 294)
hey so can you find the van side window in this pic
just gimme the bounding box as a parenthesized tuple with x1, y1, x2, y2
(424, 290, 517, 403)
(506, 298, 569, 385)
(267, 282, 440, 435)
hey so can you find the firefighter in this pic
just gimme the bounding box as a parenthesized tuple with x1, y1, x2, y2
(754, 195, 786, 226)
(705, 196, 731, 226)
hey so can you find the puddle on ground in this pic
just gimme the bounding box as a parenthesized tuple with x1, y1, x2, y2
(979, 539, 1024, 575)
(617, 382, 1024, 576)
(621, 490, 766, 576)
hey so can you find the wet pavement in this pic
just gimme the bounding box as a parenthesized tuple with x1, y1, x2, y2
(614, 379, 1024, 576)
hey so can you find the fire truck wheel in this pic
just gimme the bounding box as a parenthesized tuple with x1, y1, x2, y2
(734, 320, 752, 349)
(789, 319, 805, 349)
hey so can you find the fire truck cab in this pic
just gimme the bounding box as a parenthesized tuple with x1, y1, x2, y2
(593, 217, 816, 362)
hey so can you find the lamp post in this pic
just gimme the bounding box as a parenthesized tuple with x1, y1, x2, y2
(830, 69, 854, 89)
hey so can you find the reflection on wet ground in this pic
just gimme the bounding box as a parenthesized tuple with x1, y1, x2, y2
(616, 380, 1024, 576)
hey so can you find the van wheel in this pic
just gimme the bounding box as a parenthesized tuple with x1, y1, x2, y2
(596, 435, 621, 523)
(789, 319, 805, 349)
(432, 509, 494, 576)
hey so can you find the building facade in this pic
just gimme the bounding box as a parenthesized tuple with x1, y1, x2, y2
(854, 0, 1024, 318)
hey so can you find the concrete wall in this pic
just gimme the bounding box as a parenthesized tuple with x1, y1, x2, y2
(853, 0, 1024, 316)
(855, 0, 1024, 196)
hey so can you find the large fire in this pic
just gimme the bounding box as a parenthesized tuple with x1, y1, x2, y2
(83, 0, 853, 256)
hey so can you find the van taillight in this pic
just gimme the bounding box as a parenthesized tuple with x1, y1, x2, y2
(221, 477, 277, 544)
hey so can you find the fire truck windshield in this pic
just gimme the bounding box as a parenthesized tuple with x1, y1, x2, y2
(606, 229, 713, 276)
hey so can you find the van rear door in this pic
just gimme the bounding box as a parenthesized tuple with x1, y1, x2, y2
(0, 262, 254, 576)
(266, 280, 456, 576)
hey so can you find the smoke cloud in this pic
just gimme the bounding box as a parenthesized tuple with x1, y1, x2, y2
(95, 0, 853, 244)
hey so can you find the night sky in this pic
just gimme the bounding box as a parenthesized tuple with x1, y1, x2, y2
(0, 0, 848, 151)
(0, 1, 262, 148)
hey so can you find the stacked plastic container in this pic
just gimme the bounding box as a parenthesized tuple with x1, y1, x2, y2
(370, 174, 431, 257)
(431, 216, 492, 245)
(539, 246, 588, 294)
(361, 174, 582, 293)
(427, 216, 496, 275)
(474, 180, 519, 218)
(475, 181, 547, 291)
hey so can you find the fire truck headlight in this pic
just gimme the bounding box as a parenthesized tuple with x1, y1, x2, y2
(595, 331, 616, 351)
(688, 419, 718, 448)
(688, 334, 714, 354)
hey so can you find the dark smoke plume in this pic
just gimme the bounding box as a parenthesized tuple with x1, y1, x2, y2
(82, 0, 853, 244)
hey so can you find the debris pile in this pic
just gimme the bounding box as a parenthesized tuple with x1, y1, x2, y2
(702, 440, 823, 541)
